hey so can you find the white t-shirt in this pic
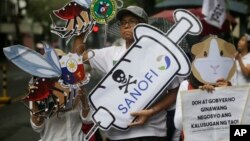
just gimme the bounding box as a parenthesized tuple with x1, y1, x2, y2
(234, 53, 250, 85)
(89, 45, 181, 140)
(89, 46, 127, 74)
(30, 103, 92, 141)
(174, 80, 189, 130)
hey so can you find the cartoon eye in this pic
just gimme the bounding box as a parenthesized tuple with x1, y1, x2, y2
(220, 50, 224, 56)
(204, 51, 207, 57)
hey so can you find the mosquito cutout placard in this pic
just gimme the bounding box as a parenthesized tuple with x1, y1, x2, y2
(84, 9, 203, 140)
(51, 0, 95, 42)
(3, 43, 92, 117)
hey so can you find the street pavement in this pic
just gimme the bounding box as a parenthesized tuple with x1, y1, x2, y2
(0, 61, 40, 141)
(0, 102, 40, 141)
(0, 61, 103, 141)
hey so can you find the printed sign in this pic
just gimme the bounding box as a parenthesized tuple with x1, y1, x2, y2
(202, 0, 226, 28)
(181, 86, 250, 141)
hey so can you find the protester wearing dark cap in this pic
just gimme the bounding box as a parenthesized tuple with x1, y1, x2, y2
(78, 5, 180, 141)
(116, 5, 148, 23)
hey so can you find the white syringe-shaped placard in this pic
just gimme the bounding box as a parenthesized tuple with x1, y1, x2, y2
(134, 9, 202, 75)
(85, 9, 202, 141)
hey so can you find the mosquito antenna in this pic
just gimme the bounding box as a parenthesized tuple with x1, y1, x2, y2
(50, 14, 56, 27)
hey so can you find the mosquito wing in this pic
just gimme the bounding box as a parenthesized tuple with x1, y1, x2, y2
(3, 45, 61, 78)
(42, 42, 62, 75)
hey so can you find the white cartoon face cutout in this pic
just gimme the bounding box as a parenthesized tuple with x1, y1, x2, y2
(191, 36, 237, 84)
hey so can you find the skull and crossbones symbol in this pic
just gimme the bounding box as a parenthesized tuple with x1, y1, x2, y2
(112, 69, 137, 94)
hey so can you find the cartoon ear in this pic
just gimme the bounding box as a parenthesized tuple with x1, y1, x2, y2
(3, 45, 61, 78)
(191, 41, 204, 56)
(223, 42, 237, 57)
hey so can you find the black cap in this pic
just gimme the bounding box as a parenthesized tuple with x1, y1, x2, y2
(116, 6, 148, 23)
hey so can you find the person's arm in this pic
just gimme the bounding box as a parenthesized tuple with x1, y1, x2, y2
(215, 78, 232, 87)
(73, 33, 90, 64)
(128, 86, 178, 127)
(199, 79, 232, 93)
(198, 84, 215, 93)
(235, 52, 250, 77)
(77, 88, 93, 124)
(77, 88, 90, 117)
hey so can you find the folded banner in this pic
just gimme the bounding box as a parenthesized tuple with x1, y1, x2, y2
(84, 9, 202, 140)
(202, 0, 226, 29)
(181, 85, 250, 141)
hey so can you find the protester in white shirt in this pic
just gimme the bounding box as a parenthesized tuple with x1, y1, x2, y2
(79, 5, 181, 141)
(30, 87, 91, 141)
(234, 33, 250, 85)
(29, 45, 92, 141)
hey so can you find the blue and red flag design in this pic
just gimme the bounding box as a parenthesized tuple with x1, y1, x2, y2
(60, 53, 85, 85)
